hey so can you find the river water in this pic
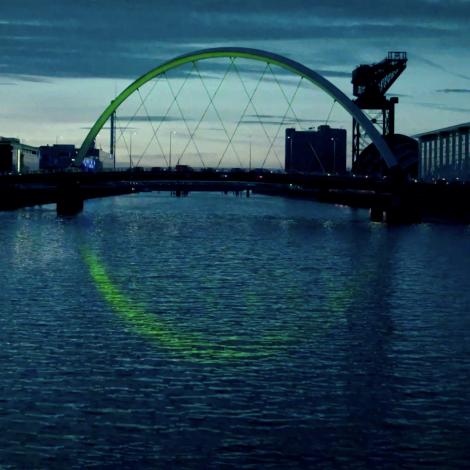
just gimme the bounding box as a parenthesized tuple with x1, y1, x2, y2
(0, 192, 469, 468)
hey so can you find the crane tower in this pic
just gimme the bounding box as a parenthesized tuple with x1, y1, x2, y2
(351, 51, 407, 164)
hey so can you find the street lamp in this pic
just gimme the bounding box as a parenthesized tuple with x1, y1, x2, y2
(330, 137, 336, 173)
(169, 131, 176, 169)
(129, 131, 137, 170)
(249, 135, 252, 171)
(286, 134, 293, 171)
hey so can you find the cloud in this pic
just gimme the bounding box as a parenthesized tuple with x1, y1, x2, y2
(386, 93, 410, 98)
(436, 88, 470, 94)
(197, 0, 470, 23)
(241, 115, 338, 126)
(416, 102, 470, 114)
(244, 114, 334, 122)
(1, 74, 52, 83)
(412, 54, 470, 81)
(116, 115, 188, 123)
(0, 1, 468, 80)
(315, 69, 351, 78)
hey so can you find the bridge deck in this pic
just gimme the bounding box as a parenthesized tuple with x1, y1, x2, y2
(1, 171, 469, 223)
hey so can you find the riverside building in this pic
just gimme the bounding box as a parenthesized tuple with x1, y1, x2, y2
(285, 125, 347, 174)
(415, 122, 470, 180)
(0, 137, 40, 173)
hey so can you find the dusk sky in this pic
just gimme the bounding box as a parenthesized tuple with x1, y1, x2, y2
(1, 0, 469, 167)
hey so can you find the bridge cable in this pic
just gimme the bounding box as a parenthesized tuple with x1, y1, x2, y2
(247, 63, 288, 169)
(232, 61, 283, 167)
(260, 74, 304, 169)
(231, 61, 283, 168)
(216, 60, 270, 169)
(134, 88, 170, 167)
(188, 59, 244, 168)
(135, 70, 195, 167)
(124, 67, 196, 168)
(267, 64, 334, 171)
(325, 99, 336, 126)
(175, 60, 235, 166)
(267, 64, 306, 132)
(164, 64, 206, 168)
(307, 141, 327, 173)
(115, 75, 162, 154)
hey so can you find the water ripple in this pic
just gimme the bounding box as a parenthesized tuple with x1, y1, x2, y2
(0, 193, 469, 467)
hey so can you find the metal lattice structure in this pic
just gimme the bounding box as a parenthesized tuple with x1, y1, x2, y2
(351, 51, 407, 165)
(77, 47, 398, 170)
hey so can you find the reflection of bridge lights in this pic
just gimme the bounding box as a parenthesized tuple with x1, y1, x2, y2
(80, 223, 368, 364)
(81, 248, 289, 363)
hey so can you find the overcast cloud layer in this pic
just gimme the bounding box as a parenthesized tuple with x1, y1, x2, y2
(0, 0, 469, 147)
(1, 0, 469, 79)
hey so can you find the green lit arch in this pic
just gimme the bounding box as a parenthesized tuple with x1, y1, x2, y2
(77, 47, 398, 168)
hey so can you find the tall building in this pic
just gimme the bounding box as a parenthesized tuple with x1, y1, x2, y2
(285, 125, 347, 174)
(414, 122, 470, 180)
(0, 137, 39, 173)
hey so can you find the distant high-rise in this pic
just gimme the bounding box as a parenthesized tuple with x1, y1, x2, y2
(285, 125, 346, 173)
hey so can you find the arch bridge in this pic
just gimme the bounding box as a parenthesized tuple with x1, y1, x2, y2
(77, 47, 398, 170)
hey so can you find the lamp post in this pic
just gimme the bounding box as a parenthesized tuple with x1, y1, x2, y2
(169, 131, 176, 169)
(286, 134, 293, 171)
(330, 137, 336, 173)
(129, 131, 137, 170)
(176, 132, 186, 168)
(249, 135, 252, 171)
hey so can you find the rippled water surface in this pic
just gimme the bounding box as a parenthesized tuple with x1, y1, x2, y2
(1, 192, 469, 468)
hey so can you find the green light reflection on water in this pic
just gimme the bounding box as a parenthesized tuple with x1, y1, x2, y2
(82, 248, 289, 363)
(81, 238, 368, 363)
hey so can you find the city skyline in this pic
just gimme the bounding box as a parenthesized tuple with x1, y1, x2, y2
(1, 0, 469, 167)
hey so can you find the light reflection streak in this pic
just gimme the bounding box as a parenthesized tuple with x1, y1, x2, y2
(82, 247, 287, 362)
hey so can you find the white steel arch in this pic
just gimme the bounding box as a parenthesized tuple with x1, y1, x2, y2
(78, 47, 398, 168)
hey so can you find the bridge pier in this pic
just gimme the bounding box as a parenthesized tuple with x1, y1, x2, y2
(385, 205, 421, 224)
(384, 193, 421, 224)
(370, 207, 384, 222)
(369, 189, 421, 224)
(56, 180, 83, 216)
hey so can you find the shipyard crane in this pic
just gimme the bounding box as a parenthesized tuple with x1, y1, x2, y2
(351, 52, 407, 164)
